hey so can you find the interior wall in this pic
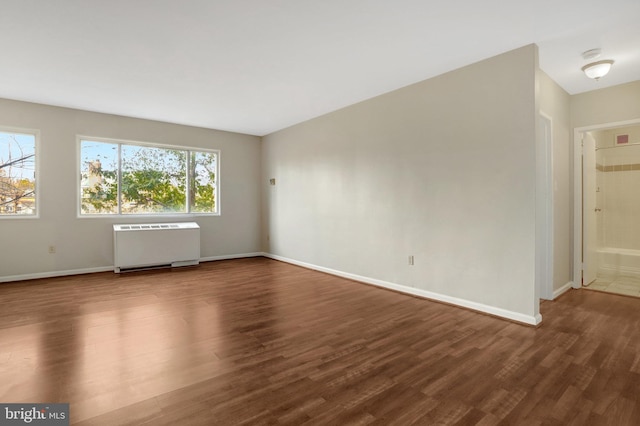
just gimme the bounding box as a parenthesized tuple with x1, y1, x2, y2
(571, 80, 640, 128)
(592, 125, 640, 149)
(0, 98, 262, 281)
(538, 71, 572, 293)
(262, 45, 540, 323)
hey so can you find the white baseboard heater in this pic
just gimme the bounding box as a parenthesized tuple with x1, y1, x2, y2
(113, 222, 200, 273)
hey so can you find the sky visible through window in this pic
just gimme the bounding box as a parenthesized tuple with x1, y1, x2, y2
(81, 140, 118, 171)
(0, 131, 36, 180)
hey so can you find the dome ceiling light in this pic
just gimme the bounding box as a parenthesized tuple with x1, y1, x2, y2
(581, 49, 614, 80)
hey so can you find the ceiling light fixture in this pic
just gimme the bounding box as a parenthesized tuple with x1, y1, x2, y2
(581, 60, 614, 80)
(581, 48, 602, 61)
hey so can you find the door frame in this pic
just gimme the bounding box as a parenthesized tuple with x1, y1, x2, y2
(573, 118, 640, 289)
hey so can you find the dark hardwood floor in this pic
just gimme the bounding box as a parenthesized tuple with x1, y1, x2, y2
(1, 257, 640, 425)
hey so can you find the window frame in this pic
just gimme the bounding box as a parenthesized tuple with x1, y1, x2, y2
(0, 125, 40, 219)
(77, 135, 220, 218)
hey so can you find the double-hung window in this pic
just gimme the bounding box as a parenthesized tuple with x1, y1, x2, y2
(79, 137, 219, 216)
(0, 128, 38, 217)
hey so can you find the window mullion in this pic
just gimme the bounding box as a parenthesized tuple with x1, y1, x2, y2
(185, 150, 190, 213)
(117, 143, 122, 215)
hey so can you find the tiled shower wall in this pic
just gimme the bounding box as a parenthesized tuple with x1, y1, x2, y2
(595, 126, 640, 250)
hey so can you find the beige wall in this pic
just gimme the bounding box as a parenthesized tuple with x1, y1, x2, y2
(538, 71, 572, 293)
(0, 99, 262, 280)
(593, 125, 640, 149)
(572, 80, 640, 128)
(263, 45, 540, 323)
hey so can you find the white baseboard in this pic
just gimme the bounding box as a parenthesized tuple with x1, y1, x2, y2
(0, 266, 114, 283)
(200, 252, 265, 262)
(553, 281, 574, 299)
(264, 253, 541, 326)
(0, 252, 267, 283)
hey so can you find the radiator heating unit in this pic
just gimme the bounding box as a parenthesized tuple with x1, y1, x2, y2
(113, 222, 200, 273)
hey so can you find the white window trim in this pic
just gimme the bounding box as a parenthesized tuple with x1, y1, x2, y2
(76, 135, 220, 218)
(0, 125, 40, 219)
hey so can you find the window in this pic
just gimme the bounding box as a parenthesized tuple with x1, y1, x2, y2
(80, 138, 218, 215)
(0, 128, 37, 217)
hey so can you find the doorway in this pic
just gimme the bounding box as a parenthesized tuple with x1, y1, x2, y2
(574, 119, 640, 297)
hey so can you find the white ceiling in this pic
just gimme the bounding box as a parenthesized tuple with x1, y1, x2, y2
(1, 0, 638, 136)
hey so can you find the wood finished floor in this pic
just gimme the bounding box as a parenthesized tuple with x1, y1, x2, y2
(1, 257, 640, 425)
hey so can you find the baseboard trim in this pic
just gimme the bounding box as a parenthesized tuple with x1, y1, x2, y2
(0, 252, 267, 283)
(264, 253, 541, 326)
(553, 281, 574, 299)
(0, 266, 114, 283)
(200, 252, 265, 262)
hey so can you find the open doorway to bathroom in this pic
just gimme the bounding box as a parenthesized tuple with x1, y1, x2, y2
(576, 121, 640, 297)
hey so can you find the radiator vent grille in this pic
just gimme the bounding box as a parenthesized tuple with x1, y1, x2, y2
(113, 222, 200, 272)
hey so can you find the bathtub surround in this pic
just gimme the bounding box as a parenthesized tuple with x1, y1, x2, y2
(596, 248, 640, 278)
(588, 126, 640, 287)
(596, 163, 640, 172)
(595, 139, 640, 252)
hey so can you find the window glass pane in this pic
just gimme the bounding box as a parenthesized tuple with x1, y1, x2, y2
(121, 145, 187, 214)
(190, 151, 217, 213)
(80, 140, 119, 214)
(0, 131, 36, 216)
(79, 137, 218, 216)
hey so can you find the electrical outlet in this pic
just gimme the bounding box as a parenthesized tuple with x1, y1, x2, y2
(48, 245, 56, 254)
(408, 255, 414, 266)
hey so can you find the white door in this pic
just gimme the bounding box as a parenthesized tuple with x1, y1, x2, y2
(583, 132, 597, 285)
